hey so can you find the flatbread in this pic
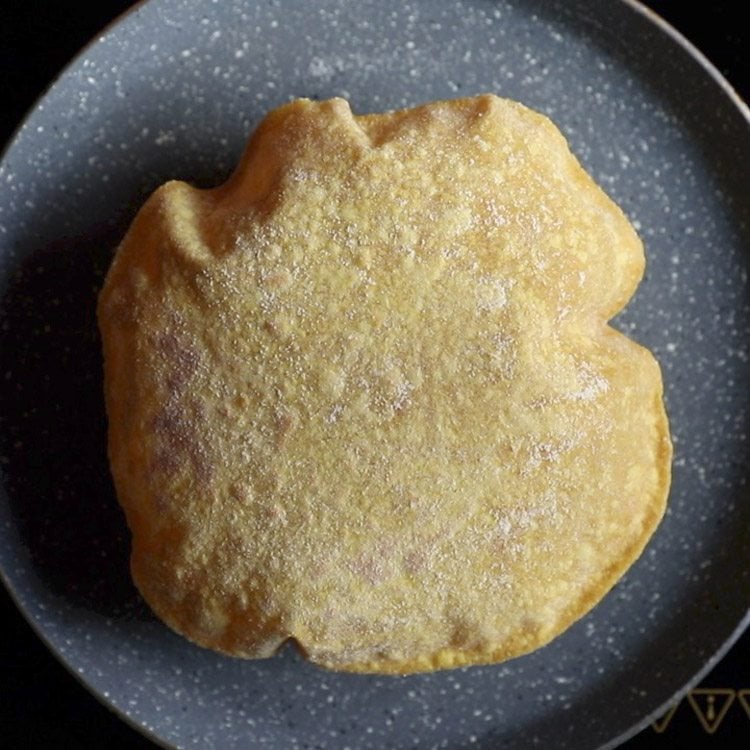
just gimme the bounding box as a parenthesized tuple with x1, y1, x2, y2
(97, 95, 672, 673)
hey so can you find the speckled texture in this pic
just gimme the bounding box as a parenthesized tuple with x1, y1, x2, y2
(0, 1, 748, 749)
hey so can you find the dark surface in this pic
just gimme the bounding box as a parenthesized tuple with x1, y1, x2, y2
(0, 2, 747, 748)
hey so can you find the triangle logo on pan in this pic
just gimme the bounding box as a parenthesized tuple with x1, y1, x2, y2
(686, 688, 735, 734)
(650, 700, 680, 733)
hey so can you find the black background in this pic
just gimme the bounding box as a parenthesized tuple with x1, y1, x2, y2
(0, 2, 747, 748)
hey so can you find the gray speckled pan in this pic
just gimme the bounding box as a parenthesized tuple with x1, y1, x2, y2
(1, 1, 748, 748)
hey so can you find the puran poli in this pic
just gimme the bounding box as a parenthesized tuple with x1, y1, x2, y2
(97, 95, 671, 673)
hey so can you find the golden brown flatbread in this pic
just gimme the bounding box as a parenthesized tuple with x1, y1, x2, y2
(98, 95, 671, 673)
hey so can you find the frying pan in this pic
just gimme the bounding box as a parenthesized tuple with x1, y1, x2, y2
(1, 1, 748, 747)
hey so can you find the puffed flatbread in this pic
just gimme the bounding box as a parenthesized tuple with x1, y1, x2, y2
(98, 95, 671, 673)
